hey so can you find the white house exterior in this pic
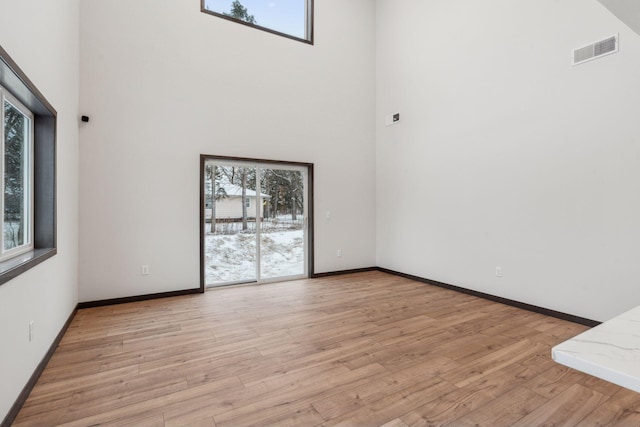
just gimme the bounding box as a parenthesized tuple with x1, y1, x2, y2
(207, 184, 270, 221)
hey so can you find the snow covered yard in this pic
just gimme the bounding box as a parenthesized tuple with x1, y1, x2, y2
(205, 228, 304, 284)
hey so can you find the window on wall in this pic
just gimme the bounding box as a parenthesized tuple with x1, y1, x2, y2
(0, 44, 57, 286)
(1, 89, 33, 259)
(201, 0, 313, 44)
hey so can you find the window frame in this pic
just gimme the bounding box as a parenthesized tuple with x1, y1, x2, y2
(0, 44, 57, 287)
(200, 0, 314, 45)
(0, 90, 35, 260)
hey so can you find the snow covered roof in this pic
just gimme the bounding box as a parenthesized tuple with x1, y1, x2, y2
(219, 183, 270, 198)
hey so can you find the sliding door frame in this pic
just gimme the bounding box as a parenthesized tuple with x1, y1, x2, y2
(199, 154, 314, 291)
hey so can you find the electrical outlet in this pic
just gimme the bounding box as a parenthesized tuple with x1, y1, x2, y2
(29, 321, 34, 342)
(337, 249, 342, 258)
(496, 267, 503, 277)
(141, 265, 150, 276)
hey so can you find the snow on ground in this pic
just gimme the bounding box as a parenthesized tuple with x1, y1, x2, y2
(205, 229, 304, 284)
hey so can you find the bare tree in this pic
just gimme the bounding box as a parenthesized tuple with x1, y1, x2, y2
(205, 164, 227, 234)
(241, 168, 248, 231)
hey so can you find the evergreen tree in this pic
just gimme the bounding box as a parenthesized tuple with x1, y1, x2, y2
(225, 0, 256, 24)
(259, 169, 303, 220)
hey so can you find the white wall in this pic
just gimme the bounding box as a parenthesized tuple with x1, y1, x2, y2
(78, 0, 377, 302)
(376, 0, 640, 322)
(0, 0, 79, 420)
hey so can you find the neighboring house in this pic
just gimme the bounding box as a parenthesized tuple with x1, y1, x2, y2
(206, 184, 270, 221)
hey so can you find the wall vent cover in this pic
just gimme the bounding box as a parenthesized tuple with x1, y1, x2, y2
(573, 34, 618, 66)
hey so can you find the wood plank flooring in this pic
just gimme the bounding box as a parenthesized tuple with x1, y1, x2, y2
(13, 271, 640, 426)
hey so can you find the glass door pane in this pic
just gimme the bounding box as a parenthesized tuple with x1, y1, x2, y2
(202, 157, 310, 287)
(204, 162, 258, 286)
(259, 166, 307, 280)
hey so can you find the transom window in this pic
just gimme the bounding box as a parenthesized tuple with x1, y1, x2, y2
(0, 87, 33, 260)
(201, 0, 313, 44)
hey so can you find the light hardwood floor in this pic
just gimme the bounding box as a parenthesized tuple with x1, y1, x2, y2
(13, 271, 640, 426)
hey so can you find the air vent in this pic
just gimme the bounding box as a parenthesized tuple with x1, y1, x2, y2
(573, 34, 618, 66)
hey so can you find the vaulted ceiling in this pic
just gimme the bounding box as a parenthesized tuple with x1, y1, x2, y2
(598, 0, 640, 36)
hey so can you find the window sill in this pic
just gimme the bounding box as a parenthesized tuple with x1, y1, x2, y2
(0, 248, 56, 286)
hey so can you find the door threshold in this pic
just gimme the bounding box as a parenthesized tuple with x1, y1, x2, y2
(205, 275, 307, 290)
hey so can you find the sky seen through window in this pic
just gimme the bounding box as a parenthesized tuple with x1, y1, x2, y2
(204, 0, 306, 39)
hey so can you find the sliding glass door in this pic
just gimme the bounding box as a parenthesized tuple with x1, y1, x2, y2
(201, 156, 311, 287)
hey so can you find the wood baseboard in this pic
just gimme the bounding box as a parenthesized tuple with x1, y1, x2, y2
(311, 267, 378, 278)
(77, 288, 202, 309)
(376, 267, 600, 327)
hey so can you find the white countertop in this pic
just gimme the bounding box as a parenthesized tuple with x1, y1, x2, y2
(552, 305, 640, 393)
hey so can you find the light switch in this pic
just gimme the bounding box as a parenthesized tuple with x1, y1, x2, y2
(385, 113, 400, 126)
